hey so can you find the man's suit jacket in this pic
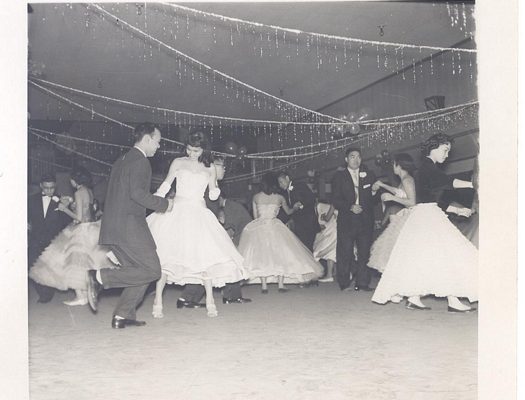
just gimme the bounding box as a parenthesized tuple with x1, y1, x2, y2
(27, 193, 71, 263)
(222, 199, 252, 246)
(99, 148, 169, 249)
(332, 167, 376, 226)
(285, 181, 320, 234)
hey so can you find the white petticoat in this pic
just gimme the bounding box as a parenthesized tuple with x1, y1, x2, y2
(372, 203, 478, 304)
(238, 217, 324, 284)
(147, 197, 245, 287)
(29, 221, 113, 291)
(368, 208, 411, 273)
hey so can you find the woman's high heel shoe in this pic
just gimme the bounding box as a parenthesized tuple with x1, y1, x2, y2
(152, 303, 164, 319)
(406, 300, 431, 310)
(63, 297, 88, 306)
(206, 304, 218, 317)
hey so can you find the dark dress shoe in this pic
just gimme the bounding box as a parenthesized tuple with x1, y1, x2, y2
(87, 270, 102, 312)
(261, 289, 268, 294)
(111, 316, 147, 329)
(223, 297, 252, 304)
(278, 288, 290, 293)
(37, 297, 53, 304)
(176, 299, 206, 309)
(447, 306, 477, 313)
(406, 301, 431, 310)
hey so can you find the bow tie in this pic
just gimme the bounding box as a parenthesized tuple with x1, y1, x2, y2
(42, 194, 51, 198)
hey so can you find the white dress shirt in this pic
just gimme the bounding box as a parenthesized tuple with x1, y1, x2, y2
(42, 195, 51, 218)
(347, 168, 360, 205)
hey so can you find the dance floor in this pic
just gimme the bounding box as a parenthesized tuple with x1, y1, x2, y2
(28, 279, 477, 400)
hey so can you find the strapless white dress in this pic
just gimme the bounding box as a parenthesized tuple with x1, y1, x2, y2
(147, 168, 245, 287)
(238, 195, 323, 283)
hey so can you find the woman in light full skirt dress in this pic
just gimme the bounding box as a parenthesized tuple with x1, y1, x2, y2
(238, 172, 324, 293)
(147, 131, 245, 318)
(29, 167, 112, 306)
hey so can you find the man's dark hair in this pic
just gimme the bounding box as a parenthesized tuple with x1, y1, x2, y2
(132, 122, 159, 144)
(40, 172, 56, 184)
(276, 170, 290, 180)
(345, 147, 362, 157)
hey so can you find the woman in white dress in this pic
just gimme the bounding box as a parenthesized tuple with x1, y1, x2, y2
(239, 172, 324, 293)
(370, 143, 477, 312)
(29, 167, 111, 306)
(147, 132, 245, 318)
(313, 201, 337, 283)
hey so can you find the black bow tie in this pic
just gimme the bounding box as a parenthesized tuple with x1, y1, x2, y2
(42, 194, 51, 197)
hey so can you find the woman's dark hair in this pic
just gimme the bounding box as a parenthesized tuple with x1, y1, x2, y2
(186, 130, 212, 167)
(420, 133, 454, 156)
(132, 122, 158, 144)
(393, 153, 416, 175)
(70, 166, 92, 187)
(260, 172, 280, 195)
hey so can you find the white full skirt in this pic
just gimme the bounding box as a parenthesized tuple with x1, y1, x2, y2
(372, 203, 478, 304)
(238, 217, 324, 284)
(147, 198, 245, 287)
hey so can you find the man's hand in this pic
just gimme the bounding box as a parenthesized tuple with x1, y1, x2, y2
(350, 204, 363, 214)
(456, 207, 473, 218)
(166, 198, 174, 212)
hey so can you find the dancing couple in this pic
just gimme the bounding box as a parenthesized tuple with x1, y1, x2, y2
(369, 133, 478, 312)
(85, 124, 245, 327)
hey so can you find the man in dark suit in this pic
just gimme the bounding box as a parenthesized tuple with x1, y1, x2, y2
(177, 158, 252, 307)
(87, 123, 173, 329)
(332, 147, 377, 291)
(277, 171, 320, 251)
(217, 196, 252, 247)
(28, 173, 71, 302)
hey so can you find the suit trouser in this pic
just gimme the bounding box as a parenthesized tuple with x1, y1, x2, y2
(100, 244, 162, 320)
(293, 226, 316, 252)
(180, 282, 242, 303)
(336, 215, 373, 289)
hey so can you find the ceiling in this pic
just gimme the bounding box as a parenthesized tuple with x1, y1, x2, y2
(28, 1, 476, 123)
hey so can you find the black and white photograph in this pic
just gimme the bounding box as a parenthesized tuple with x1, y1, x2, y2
(0, 1, 519, 399)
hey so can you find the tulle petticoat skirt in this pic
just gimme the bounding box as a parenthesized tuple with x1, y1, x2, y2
(368, 208, 411, 273)
(372, 203, 478, 304)
(29, 221, 112, 291)
(238, 217, 324, 284)
(147, 197, 245, 287)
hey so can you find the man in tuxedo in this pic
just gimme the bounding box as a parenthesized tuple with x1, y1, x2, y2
(177, 158, 252, 307)
(28, 173, 71, 302)
(331, 147, 377, 291)
(277, 171, 320, 251)
(87, 123, 173, 329)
